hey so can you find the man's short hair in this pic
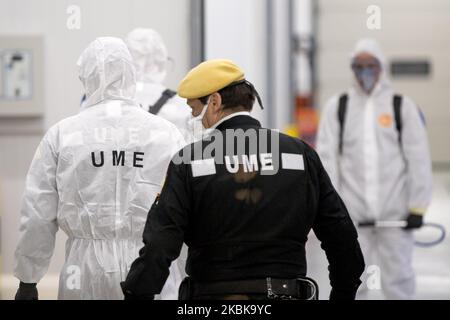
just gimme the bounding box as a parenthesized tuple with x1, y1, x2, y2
(199, 82, 256, 111)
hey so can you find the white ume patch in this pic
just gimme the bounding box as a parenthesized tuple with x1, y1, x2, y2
(191, 158, 217, 177)
(281, 153, 304, 170)
(192, 153, 304, 176)
(225, 153, 274, 173)
(93, 127, 140, 144)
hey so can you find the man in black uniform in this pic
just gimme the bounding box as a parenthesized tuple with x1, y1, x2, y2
(121, 59, 365, 300)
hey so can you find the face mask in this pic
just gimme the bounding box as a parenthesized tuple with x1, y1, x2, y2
(188, 98, 210, 141)
(355, 68, 378, 94)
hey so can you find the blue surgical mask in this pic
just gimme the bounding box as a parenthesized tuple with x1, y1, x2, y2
(354, 68, 378, 93)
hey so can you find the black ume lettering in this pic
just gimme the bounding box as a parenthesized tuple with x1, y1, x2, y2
(133, 152, 144, 168)
(91, 151, 104, 167)
(90, 150, 145, 168)
(112, 150, 125, 166)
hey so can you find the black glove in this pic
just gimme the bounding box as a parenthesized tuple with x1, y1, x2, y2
(123, 292, 136, 300)
(405, 213, 423, 229)
(123, 292, 154, 300)
(121, 282, 154, 300)
(15, 282, 38, 300)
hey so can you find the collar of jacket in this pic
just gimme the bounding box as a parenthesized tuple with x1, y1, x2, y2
(214, 114, 262, 132)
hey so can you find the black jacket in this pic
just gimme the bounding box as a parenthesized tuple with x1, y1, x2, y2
(122, 115, 365, 299)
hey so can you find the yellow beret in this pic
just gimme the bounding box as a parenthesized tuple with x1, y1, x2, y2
(178, 59, 245, 99)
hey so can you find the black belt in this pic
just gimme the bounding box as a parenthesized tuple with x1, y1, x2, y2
(191, 277, 318, 300)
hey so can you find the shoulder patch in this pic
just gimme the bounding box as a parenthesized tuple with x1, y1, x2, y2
(378, 113, 393, 128)
(281, 153, 305, 171)
(191, 158, 216, 177)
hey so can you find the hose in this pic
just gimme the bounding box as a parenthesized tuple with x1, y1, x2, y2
(357, 221, 446, 247)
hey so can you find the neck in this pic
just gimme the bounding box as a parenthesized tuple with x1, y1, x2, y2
(211, 109, 251, 129)
(206, 106, 249, 128)
(221, 106, 248, 117)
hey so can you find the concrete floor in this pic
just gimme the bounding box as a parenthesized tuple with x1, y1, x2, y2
(2, 171, 450, 300)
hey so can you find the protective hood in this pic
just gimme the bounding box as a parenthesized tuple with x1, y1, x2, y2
(350, 38, 389, 94)
(77, 37, 136, 108)
(125, 28, 169, 83)
(351, 38, 386, 68)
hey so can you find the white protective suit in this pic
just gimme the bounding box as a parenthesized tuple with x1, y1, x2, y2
(125, 28, 192, 141)
(14, 37, 185, 300)
(317, 39, 433, 299)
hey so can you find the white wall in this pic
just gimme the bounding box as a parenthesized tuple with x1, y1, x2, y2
(205, 0, 294, 131)
(293, 0, 314, 95)
(0, 0, 191, 288)
(205, 0, 269, 127)
(316, 0, 450, 163)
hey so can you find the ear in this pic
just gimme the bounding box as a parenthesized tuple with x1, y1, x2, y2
(210, 92, 222, 112)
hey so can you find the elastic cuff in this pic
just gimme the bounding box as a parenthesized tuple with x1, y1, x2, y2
(409, 208, 426, 215)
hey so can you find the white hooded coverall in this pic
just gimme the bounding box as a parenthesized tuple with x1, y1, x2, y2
(14, 37, 185, 299)
(125, 28, 192, 142)
(317, 39, 433, 299)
